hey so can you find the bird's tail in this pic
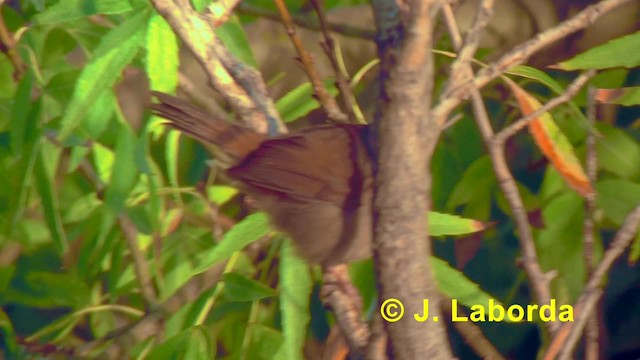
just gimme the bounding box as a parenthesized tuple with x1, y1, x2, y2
(150, 91, 265, 159)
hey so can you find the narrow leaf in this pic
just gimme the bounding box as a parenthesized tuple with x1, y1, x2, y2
(35, 147, 69, 253)
(223, 273, 278, 301)
(556, 31, 640, 70)
(216, 15, 257, 67)
(33, 0, 135, 24)
(431, 257, 500, 309)
(104, 122, 139, 213)
(596, 122, 640, 180)
(506, 78, 594, 196)
(194, 212, 271, 274)
(428, 211, 487, 236)
(276, 80, 338, 122)
(146, 14, 179, 93)
(274, 240, 311, 360)
(58, 12, 146, 141)
(10, 71, 34, 156)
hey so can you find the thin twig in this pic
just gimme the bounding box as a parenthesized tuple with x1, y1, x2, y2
(441, 300, 505, 360)
(442, 1, 557, 335)
(493, 70, 596, 144)
(237, 3, 375, 40)
(445, 0, 495, 97)
(309, 0, 363, 124)
(544, 205, 640, 360)
(583, 86, 599, 360)
(433, 0, 634, 125)
(272, 0, 348, 123)
(119, 215, 158, 308)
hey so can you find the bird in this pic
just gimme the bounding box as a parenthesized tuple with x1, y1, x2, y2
(150, 92, 374, 266)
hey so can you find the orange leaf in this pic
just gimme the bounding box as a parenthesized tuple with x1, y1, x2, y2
(506, 78, 594, 197)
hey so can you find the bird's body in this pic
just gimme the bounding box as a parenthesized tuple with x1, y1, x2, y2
(151, 92, 373, 265)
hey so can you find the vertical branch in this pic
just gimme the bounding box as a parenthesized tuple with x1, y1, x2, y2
(442, 0, 558, 336)
(370, 0, 452, 358)
(119, 215, 158, 308)
(583, 86, 599, 359)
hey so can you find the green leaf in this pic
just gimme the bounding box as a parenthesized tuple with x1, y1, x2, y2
(0, 308, 18, 357)
(596, 123, 640, 180)
(0, 265, 15, 294)
(274, 240, 311, 360)
(536, 191, 587, 301)
(431, 257, 499, 309)
(0, 58, 17, 98)
(103, 122, 139, 213)
(507, 65, 564, 94)
(35, 147, 68, 253)
(216, 15, 257, 67)
(33, 0, 135, 24)
(160, 252, 194, 301)
(10, 71, 34, 156)
(80, 90, 115, 139)
(92, 142, 115, 183)
(223, 272, 278, 301)
(146, 14, 179, 93)
(44, 69, 81, 104)
(194, 212, 271, 274)
(247, 324, 284, 360)
(6, 271, 90, 309)
(556, 31, 640, 70)
(276, 80, 338, 122)
(58, 11, 147, 141)
(595, 180, 640, 226)
(428, 211, 486, 236)
(41, 28, 77, 68)
(446, 156, 495, 219)
(207, 185, 238, 205)
(147, 325, 215, 360)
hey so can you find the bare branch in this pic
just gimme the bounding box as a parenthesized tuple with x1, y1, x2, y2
(441, 300, 505, 360)
(237, 4, 376, 40)
(119, 215, 158, 308)
(434, 0, 634, 123)
(445, 0, 495, 98)
(309, 0, 365, 124)
(583, 86, 599, 359)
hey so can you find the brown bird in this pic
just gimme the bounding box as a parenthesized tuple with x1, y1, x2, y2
(150, 92, 373, 266)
